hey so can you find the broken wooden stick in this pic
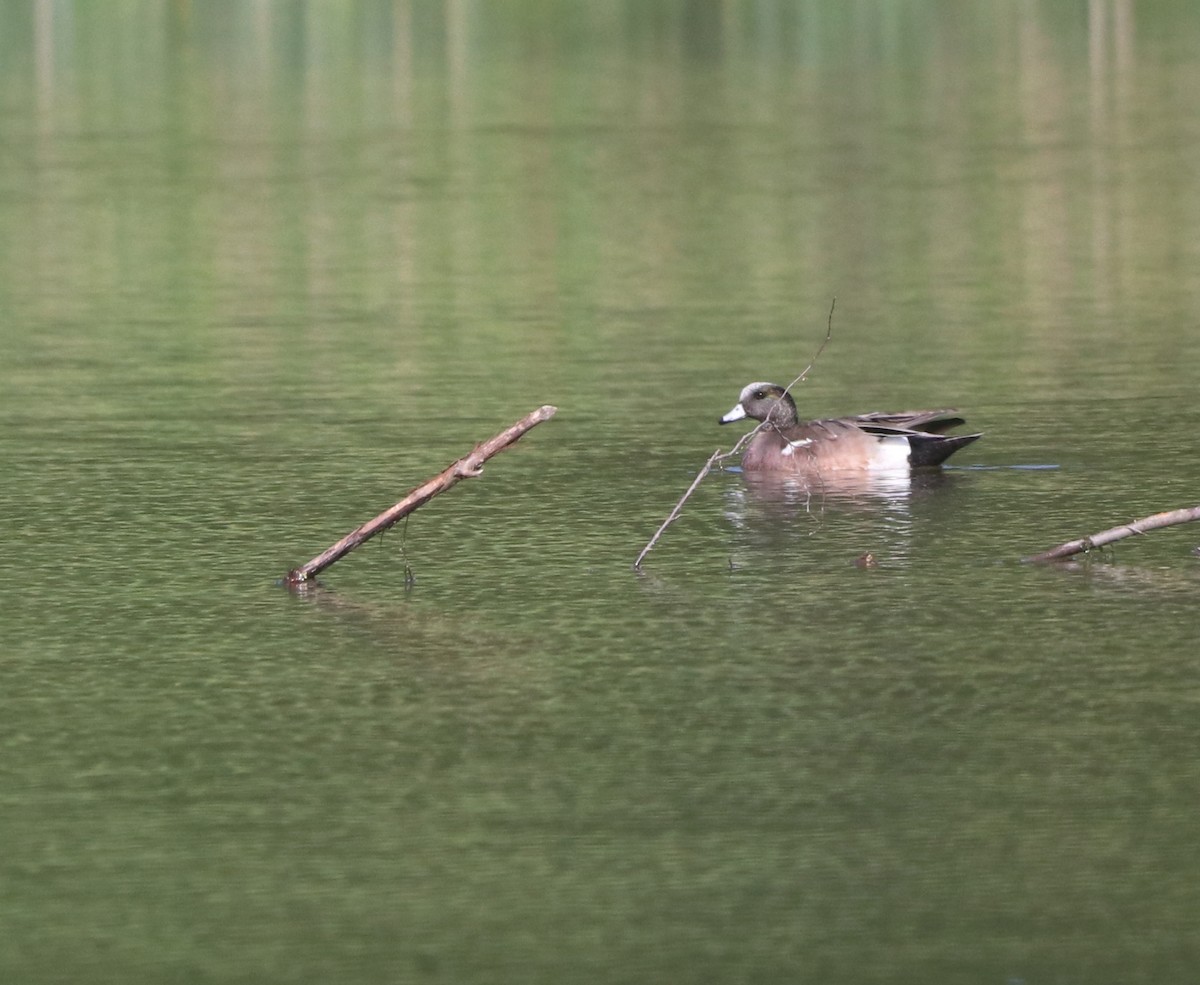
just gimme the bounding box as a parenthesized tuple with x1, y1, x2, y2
(1021, 505, 1200, 563)
(284, 404, 557, 585)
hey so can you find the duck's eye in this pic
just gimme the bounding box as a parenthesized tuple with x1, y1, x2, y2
(754, 389, 768, 400)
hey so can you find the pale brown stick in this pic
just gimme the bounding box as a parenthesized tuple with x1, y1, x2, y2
(284, 405, 557, 584)
(632, 420, 772, 573)
(1021, 505, 1200, 563)
(633, 301, 837, 571)
(780, 296, 835, 400)
(634, 449, 722, 571)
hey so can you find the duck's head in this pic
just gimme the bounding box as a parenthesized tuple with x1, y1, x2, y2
(718, 382, 799, 428)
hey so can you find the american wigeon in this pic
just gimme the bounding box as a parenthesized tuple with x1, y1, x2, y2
(719, 382, 981, 472)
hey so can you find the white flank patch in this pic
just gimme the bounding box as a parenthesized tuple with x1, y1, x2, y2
(869, 435, 912, 471)
(780, 437, 812, 457)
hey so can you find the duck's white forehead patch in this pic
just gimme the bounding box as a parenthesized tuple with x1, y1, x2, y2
(740, 381, 777, 403)
(720, 403, 747, 423)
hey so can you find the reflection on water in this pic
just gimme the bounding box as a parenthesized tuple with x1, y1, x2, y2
(718, 467, 954, 568)
(1032, 555, 1200, 596)
(727, 465, 929, 506)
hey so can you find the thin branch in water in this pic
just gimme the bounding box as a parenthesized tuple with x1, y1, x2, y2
(1021, 505, 1200, 563)
(633, 301, 837, 570)
(633, 449, 723, 571)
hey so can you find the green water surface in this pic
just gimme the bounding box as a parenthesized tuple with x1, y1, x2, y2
(3, 3, 1200, 983)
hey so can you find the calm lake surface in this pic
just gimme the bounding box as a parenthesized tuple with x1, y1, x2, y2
(3, 2, 1200, 982)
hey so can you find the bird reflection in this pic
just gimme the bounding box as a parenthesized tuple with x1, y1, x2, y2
(719, 468, 957, 567)
(721, 466, 955, 511)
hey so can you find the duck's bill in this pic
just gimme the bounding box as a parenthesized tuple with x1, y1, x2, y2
(718, 403, 747, 424)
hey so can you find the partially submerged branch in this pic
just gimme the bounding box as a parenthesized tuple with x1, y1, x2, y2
(633, 449, 723, 571)
(1021, 505, 1200, 563)
(633, 301, 836, 570)
(284, 405, 557, 585)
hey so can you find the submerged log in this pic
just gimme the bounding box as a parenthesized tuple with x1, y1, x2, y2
(1021, 505, 1200, 563)
(284, 405, 557, 585)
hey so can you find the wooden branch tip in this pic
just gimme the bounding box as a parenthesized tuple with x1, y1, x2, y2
(1022, 505, 1200, 563)
(283, 405, 557, 585)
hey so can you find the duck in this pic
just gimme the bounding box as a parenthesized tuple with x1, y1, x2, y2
(718, 382, 981, 472)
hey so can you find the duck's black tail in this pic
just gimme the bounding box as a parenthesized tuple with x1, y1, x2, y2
(906, 431, 982, 468)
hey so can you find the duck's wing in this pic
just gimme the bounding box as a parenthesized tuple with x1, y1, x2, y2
(850, 409, 968, 434)
(822, 413, 983, 468)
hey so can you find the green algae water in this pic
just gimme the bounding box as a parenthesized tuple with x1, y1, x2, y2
(3, 3, 1200, 982)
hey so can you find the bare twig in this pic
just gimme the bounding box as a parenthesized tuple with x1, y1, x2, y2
(1021, 505, 1200, 563)
(633, 302, 836, 570)
(751, 297, 836, 444)
(284, 405, 557, 585)
(781, 297, 836, 399)
(634, 449, 723, 571)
